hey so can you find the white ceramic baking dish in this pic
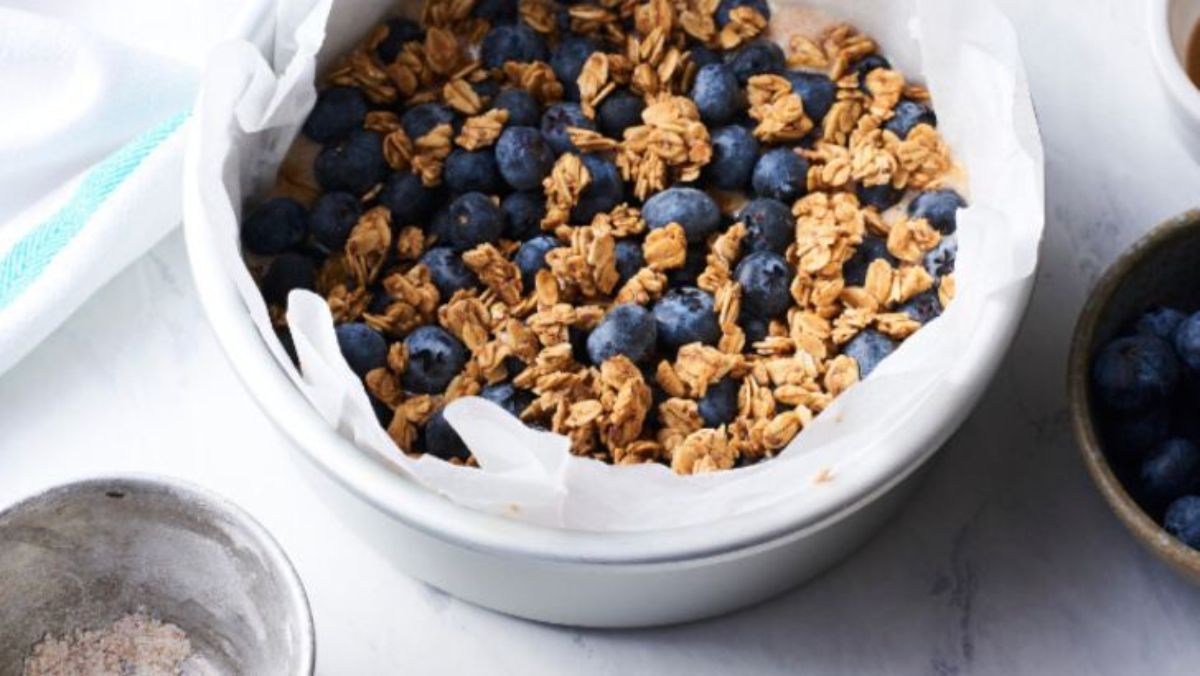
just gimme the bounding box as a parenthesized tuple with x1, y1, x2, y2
(182, 0, 1040, 627)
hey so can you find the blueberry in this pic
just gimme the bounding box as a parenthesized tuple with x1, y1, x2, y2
(1175, 312, 1200, 372)
(473, 0, 518, 24)
(1139, 438, 1200, 512)
(242, 197, 308, 255)
(375, 18, 424, 63)
(493, 89, 541, 127)
(446, 192, 504, 251)
(308, 192, 361, 252)
(924, 235, 957, 279)
(784, 71, 837, 127)
(423, 409, 470, 460)
(335, 322, 388, 377)
(856, 182, 903, 211)
(741, 198, 793, 255)
(909, 189, 966, 234)
(885, 99, 937, 138)
(420, 248, 478, 301)
(514, 234, 560, 288)
(495, 126, 555, 191)
(715, 0, 770, 25)
(653, 287, 721, 352)
(705, 125, 759, 191)
(691, 64, 741, 126)
(668, 244, 708, 288)
(541, 103, 596, 155)
(314, 129, 387, 194)
(689, 46, 722, 68)
(428, 207, 454, 244)
(480, 24, 548, 69)
(596, 89, 645, 138)
(1136, 307, 1188, 341)
(303, 86, 369, 143)
(844, 329, 897, 378)
(587, 304, 658, 365)
(615, 239, 644, 286)
(900, 290, 943, 324)
(1165, 496, 1200, 548)
(698, 377, 740, 427)
(472, 78, 501, 104)
(842, 236, 897, 286)
(573, 154, 624, 224)
(378, 172, 438, 226)
(1092, 335, 1181, 412)
(444, 148, 503, 195)
(401, 103, 458, 139)
(726, 39, 785, 85)
(480, 382, 534, 418)
(853, 54, 890, 89)
(735, 251, 793, 319)
(403, 326, 469, 394)
(1105, 406, 1171, 463)
(752, 148, 809, 202)
(501, 190, 546, 240)
(742, 315, 769, 344)
(642, 187, 721, 243)
(550, 36, 599, 101)
(261, 253, 316, 306)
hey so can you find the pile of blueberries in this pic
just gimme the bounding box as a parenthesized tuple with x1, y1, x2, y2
(241, 0, 964, 463)
(1091, 307, 1200, 547)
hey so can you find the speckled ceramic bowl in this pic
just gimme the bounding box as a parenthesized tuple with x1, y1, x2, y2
(1069, 209, 1200, 583)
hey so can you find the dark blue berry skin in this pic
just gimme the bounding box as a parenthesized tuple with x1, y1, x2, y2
(401, 103, 459, 139)
(551, 36, 599, 101)
(541, 103, 596, 155)
(480, 382, 534, 418)
(726, 39, 785, 85)
(375, 18, 424, 64)
(1136, 307, 1187, 342)
(403, 326, 469, 394)
(514, 235, 560, 288)
(1092, 335, 1182, 412)
(741, 198, 793, 255)
(309, 192, 361, 252)
(596, 89, 645, 138)
(587, 304, 658, 365)
(446, 192, 504, 251)
(242, 197, 308, 255)
(335, 322, 388, 377)
(303, 86, 369, 143)
(742, 315, 769, 345)
(1165, 496, 1200, 548)
(924, 235, 957, 279)
(493, 89, 541, 127)
(653, 287, 721, 352)
(885, 100, 937, 138)
(420, 247, 478, 301)
(668, 244, 708, 288)
(698, 377, 740, 427)
(784, 71, 837, 127)
(691, 64, 741, 126)
(909, 189, 966, 234)
(429, 207, 453, 244)
(261, 253, 316, 306)
(689, 46, 722, 69)
(752, 148, 809, 202)
(572, 154, 624, 224)
(841, 236, 896, 286)
(705, 125, 759, 190)
(845, 329, 896, 378)
(854, 54, 890, 90)
(480, 24, 548, 69)
(901, 290, 943, 324)
(1105, 406, 1171, 464)
(735, 251, 793, 319)
(443, 148, 503, 196)
(501, 190, 546, 240)
(473, 0, 518, 24)
(423, 409, 470, 460)
(378, 172, 437, 226)
(1175, 312, 1200, 372)
(495, 126, 555, 191)
(615, 240, 645, 286)
(642, 187, 721, 243)
(314, 130, 387, 195)
(715, 0, 770, 25)
(472, 78, 501, 104)
(1139, 438, 1200, 513)
(856, 182, 903, 212)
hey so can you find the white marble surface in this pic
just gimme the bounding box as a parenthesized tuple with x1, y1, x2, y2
(5, 0, 1200, 673)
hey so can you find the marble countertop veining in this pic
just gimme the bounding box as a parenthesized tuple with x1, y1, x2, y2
(4, 0, 1200, 673)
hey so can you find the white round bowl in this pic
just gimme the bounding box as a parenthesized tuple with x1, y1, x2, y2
(1150, 0, 1200, 159)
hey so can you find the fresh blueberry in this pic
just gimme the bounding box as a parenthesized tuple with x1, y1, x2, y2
(642, 187, 721, 243)
(698, 377, 740, 427)
(885, 99, 937, 138)
(401, 103, 458, 139)
(1139, 438, 1200, 512)
(480, 24, 548, 69)
(501, 190, 546, 240)
(615, 239, 644, 286)
(735, 251, 793, 319)
(495, 126, 555, 191)
(741, 198, 793, 255)
(784, 71, 836, 126)
(689, 46, 722, 68)
(378, 172, 438, 226)
(853, 54, 891, 89)
(901, 290, 943, 324)
(742, 315, 769, 344)
(335, 322, 388, 377)
(420, 247, 478, 301)
(303, 86, 369, 143)
(572, 154, 624, 224)
(445, 192, 504, 251)
(691, 64, 741, 126)
(752, 148, 809, 202)
(1105, 407, 1172, 463)
(550, 36, 599, 101)
(1092, 335, 1182, 412)
(856, 182, 904, 211)
(514, 235, 560, 288)
(314, 129, 387, 194)
(423, 408, 470, 460)
(909, 189, 966, 234)
(715, 0, 770, 25)
(1165, 496, 1200, 548)
(1175, 312, 1200, 372)
(1135, 307, 1187, 341)
(403, 325, 469, 394)
(444, 148, 503, 195)
(480, 382, 534, 419)
(596, 89, 645, 138)
(493, 89, 540, 127)
(309, 192, 361, 252)
(844, 329, 897, 378)
(429, 206, 453, 244)
(587, 304, 658, 365)
(653, 287, 721, 351)
(242, 197, 307, 256)
(705, 125, 759, 191)
(924, 235, 957, 279)
(473, 0, 518, 24)
(668, 244, 708, 288)
(375, 18, 424, 63)
(843, 236, 897, 286)
(726, 39, 785, 85)
(261, 253, 316, 306)
(472, 78, 501, 104)
(541, 103, 596, 155)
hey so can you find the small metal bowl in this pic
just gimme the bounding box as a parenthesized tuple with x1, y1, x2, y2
(0, 476, 315, 674)
(1068, 209, 1200, 584)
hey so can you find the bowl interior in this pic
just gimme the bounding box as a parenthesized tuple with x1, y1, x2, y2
(0, 478, 312, 675)
(1168, 0, 1200, 64)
